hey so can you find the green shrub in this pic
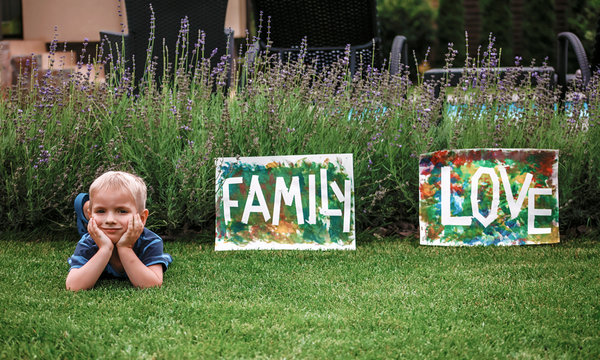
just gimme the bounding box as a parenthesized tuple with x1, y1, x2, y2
(522, 0, 556, 66)
(0, 29, 598, 236)
(480, 0, 513, 65)
(377, 0, 435, 66)
(436, 0, 466, 66)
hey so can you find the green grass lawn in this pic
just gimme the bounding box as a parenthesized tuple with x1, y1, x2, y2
(1, 233, 598, 359)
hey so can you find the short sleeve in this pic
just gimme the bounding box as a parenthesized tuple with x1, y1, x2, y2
(136, 229, 173, 272)
(67, 234, 99, 270)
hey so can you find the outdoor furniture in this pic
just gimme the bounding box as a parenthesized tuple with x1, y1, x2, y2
(425, 25, 599, 100)
(556, 32, 592, 101)
(249, 0, 408, 75)
(100, 0, 234, 87)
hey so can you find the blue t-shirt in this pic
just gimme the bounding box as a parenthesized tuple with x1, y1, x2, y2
(67, 228, 173, 278)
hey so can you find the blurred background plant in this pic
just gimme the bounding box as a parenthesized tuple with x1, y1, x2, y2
(377, 0, 435, 69)
(376, 0, 600, 72)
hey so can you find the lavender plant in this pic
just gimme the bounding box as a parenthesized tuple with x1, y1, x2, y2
(0, 26, 598, 236)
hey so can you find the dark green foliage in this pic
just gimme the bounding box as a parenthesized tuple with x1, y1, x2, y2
(377, 0, 436, 66)
(480, 0, 513, 65)
(521, 0, 556, 65)
(567, 0, 600, 71)
(375, 1, 600, 69)
(436, 0, 466, 66)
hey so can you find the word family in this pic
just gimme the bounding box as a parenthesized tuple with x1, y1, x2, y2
(215, 154, 355, 250)
(221, 168, 352, 232)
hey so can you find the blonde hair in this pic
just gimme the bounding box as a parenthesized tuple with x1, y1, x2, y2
(89, 171, 147, 211)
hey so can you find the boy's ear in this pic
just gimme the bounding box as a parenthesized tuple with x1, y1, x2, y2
(140, 209, 149, 225)
(85, 201, 91, 220)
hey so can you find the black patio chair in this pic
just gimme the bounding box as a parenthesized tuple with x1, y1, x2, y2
(556, 29, 594, 100)
(100, 0, 234, 88)
(249, 0, 408, 75)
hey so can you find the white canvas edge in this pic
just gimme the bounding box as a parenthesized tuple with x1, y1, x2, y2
(419, 148, 559, 157)
(215, 241, 356, 251)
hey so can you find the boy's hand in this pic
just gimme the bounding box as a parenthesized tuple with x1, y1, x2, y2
(117, 213, 144, 249)
(88, 217, 114, 250)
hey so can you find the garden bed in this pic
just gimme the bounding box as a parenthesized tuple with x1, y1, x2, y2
(0, 33, 598, 236)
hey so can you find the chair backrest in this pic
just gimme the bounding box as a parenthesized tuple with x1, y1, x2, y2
(124, 0, 231, 85)
(556, 31, 591, 100)
(251, 0, 382, 73)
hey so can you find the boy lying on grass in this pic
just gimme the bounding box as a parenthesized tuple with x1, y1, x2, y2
(66, 171, 172, 291)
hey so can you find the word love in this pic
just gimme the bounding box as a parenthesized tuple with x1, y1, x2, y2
(222, 168, 352, 233)
(419, 149, 558, 246)
(441, 166, 552, 234)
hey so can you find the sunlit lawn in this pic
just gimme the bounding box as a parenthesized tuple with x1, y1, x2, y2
(0, 232, 598, 359)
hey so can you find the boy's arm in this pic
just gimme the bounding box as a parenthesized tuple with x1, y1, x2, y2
(117, 248, 164, 288)
(117, 214, 163, 289)
(66, 218, 114, 291)
(65, 246, 112, 290)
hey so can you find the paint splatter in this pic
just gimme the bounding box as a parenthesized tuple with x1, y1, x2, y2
(215, 154, 355, 250)
(419, 149, 559, 246)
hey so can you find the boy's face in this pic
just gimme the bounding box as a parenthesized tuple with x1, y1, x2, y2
(88, 187, 147, 243)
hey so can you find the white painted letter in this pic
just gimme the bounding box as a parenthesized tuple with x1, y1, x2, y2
(498, 166, 533, 219)
(528, 188, 553, 235)
(223, 177, 243, 224)
(329, 178, 353, 233)
(241, 175, 271, 224)
(320, 168, 342, 216)
(441, 166, 472, 226)
(272, 176, 304, 226)
(343, 179, 352, 233)
(308, 174, 316, 224)
(471, 167, 500, 228)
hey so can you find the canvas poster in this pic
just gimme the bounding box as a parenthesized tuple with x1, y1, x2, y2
(215, 154, 355, 250)
(419, 149, 559, 246)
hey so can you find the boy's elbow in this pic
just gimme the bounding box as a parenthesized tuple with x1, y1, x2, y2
(65, 282, 87, 291)
(67, 283, 94, 291)
(136, 280, 163, 289)
(65, 277, 77, 291)
(134, 265, 164, 289)
(65, 276, 92, 291)
(66, 281, 81, 291)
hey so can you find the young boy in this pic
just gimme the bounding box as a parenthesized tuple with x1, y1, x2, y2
(66, 171, 172, 291)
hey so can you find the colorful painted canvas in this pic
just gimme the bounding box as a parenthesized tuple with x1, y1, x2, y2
(215, 154, 355, 250)
(419, 149, 559, 246)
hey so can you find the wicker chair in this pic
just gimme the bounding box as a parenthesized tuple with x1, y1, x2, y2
(100, 0, 233, 87)
(249, 0, 408, 75)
